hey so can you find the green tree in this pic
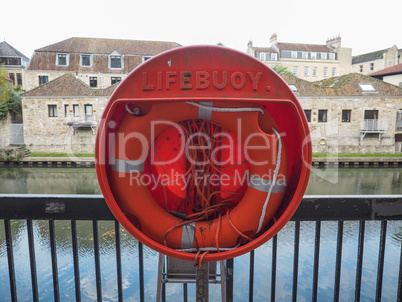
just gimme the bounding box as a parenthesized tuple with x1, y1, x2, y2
(272, 65, 293, 76)
(0, 65, 23, 119)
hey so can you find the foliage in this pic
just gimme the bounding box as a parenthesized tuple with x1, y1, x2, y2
(272, 65, 293, 76)
(0, 65, 23, 120)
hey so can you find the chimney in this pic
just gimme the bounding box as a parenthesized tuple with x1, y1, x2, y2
(270, 33, 278, 45)
(326, 35, 342, 49)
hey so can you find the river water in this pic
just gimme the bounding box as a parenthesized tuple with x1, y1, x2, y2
(0, 166, 401, 301)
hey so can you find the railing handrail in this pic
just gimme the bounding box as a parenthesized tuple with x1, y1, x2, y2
(360, 119, 388, 131)
(1, 194, 401, 221)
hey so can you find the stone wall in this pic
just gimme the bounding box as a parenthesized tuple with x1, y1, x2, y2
(300, 96, 402, 154)
(22, 96, 108, 153)
(0, 114, 11, 148)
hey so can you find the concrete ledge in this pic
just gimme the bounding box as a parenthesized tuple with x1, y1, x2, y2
(0, 157, 95, 167)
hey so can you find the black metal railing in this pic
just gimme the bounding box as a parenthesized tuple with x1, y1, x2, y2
(1, 194, 402, 302)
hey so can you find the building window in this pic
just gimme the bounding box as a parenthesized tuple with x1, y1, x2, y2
(85, 104, 93, 122)
(293, 66, 298, 76)
(304, 66, 309, 77)
(323, 67, 328, 77)
(359, 65, 363, 73)
(389, 60, 393, 67)
(0, 57, 21, 65)
(329, 53, 336, 60)
(321, 53, 327, 60)
(312, 67, 317, 77)
(332, 67, 337, 77)
(281, 50, 292, 58)
(89, 77, 98, 88)
(364, 110, 378, 120)
(81, 55, 91, 66)
(359, 83, 377, 93)
(258, 52, 266, 60)
(342, 110, 351, 122)
(110, 55, 122, 69)
(39, 76, 49, 85)
(48, 105, 57, 117)
(65, 104, 69, 117)
(56, 54, 68, 66)
(142, 56, 152, 63)
(311, 52, 317, 59)
(9, 73, 15, 83)
(16, 73, 22, 86)
(73, 104, 79, 117)
(304, 110, 312, 122)
(370, 63, 374, 71)
(271, 53, 277, 61)
(111, 77, 122, 85)
(318, 110, 327, 122)
(302, 52, 308, 59)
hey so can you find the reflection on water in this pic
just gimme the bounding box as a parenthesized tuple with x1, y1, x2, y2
(0, 167, 101, 195)
(1, 220, 400, 301)
(306, 167, 402, 195)
(0, 166, 402, 195)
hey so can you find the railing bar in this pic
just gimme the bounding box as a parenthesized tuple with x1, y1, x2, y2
(249, 250, 255, 302)
(333, 220, 343, 302)
(49, 220, 60, 302)
(397, 234, 402, 302)
(312, 221, 321, 302)
(71, 220, 81, 302)
(293, 221, 300, 302)
(5, 219, 17, 302)
(226, 258, 234, 302)
(271, 234, 277, 302)
(183, 283, 188, 302)
(114, 220, 123, 302)
(27, 219, 39, 302)
(162, 281, 166, 302)
(375, 220, 387, 302)
(139, 241, 145, 302)
(92, 220, 102, 301)
(355, 221, 365, 302)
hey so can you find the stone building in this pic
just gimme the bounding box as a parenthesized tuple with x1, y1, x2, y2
(247, 33, 352, 82)
(22, 74, 117, 153)
(0, 41, 30, 90)
(25, 37, 182, 91)
(282, 73, 402, 153)
(351, 45, 401, 75)
(369, 63, 402, 87)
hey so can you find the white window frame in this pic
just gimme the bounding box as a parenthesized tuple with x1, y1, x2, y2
(271, 53, 277, 61)
(291, 51, 297, 59)
(321, 53, 327, 60)
(302, 52, 308, 59)
(259, 52, 266, 61)
(332, 67, 337, 77)
(311, 52, 317, 59)
(109, 50, 124, 69)
(323, 67, 328, 77)
(293, 66, 298, 76)
(73, 104, 79, 117)
(312, 67, 318, 77)
(304, 66, 309, 77)
(329, 53, 336, 60)
(56, 53, 69, 66)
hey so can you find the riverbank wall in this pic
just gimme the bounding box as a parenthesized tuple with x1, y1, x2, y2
(1, 156, 402, 168)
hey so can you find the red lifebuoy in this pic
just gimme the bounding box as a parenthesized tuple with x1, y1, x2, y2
(107, 101, 287, 251)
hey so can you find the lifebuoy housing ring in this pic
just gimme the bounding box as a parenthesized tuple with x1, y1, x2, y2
(108, 101, 287, 251)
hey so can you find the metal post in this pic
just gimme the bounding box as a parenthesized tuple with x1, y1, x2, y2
(196, 262, 209, 302)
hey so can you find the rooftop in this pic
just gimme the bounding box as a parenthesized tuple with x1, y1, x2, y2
(35, 37, 182, 55)
(23, 73, 118, 97)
